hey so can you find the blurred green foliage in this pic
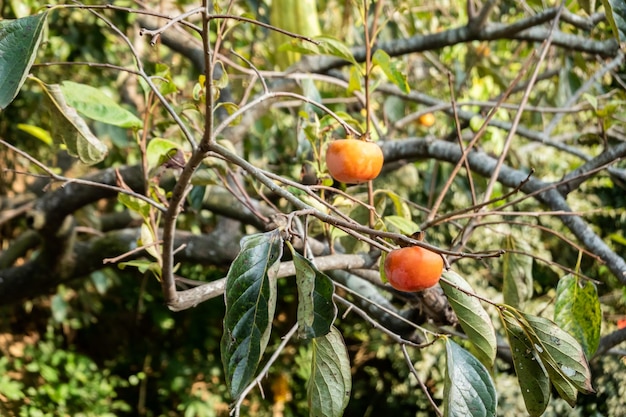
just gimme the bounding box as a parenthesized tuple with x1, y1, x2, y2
(1, 0, 626, 415)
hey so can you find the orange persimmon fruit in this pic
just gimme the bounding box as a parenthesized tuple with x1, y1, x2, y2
(384, 246, 444, 292)
(418, 113, 435, 127)
(325, 139, 384, 184)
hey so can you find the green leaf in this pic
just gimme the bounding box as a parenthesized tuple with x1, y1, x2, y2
(0, 13, 48, 109)
(214, 102, 241, 126)
(146, 138, 181, 173)
(602, 0, 626, 42)
(287, 245, 337, 339)
(42, 83, 108, 165)
(221, 230, 283, 400)
(440, 271, 497, 367)
(554, 274, 602, 358)
(383, 215, 420, 235)
(521, 312, 594, 397)
(347, 65, 363, 95)
(501, 311, 550, 417)
(315, 35, 358, 66)
(17, 123, 52, 145)
(443, 339, 497, 417)
(372, 49, 410, 94)
(118, 259, 161, 276)
(50, 293, 69, 323)
(117, 193, 151, 221)
(502, 235, 533, 308)
(308, 327, 351, 417)
(59, 81, 143, 129)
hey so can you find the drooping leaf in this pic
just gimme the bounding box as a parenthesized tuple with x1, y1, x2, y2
(440, 271, 497, 367)
(443, 339, 497, 417)
(59, 81, 142, 129)
(315, 35, 358, 66)
(0, 13, 48, 109)
(501, 311, 550, 417)
(554, 274, 602, 358)
(372, 49, 410, 94)
(502, 235, 533, 308)
(146, 138, 181, 173)
(42, 83, 108, 165)
(602, 0, 626, 42)
(221, 230, 283, 399)
(287, 244, 337, 339)
(521, 312, 594, 397)
(308, 326, 351, 417)
(214, 102, 242, 126)
(139, 222, 160, 262)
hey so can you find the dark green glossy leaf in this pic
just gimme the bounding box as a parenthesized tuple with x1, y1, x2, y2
(221, 230, 283, 399)
(440, 271, 497, 367)
(288, 245, 337, 339)
(443, 339, 497, 417)
(501, 311, 550, 417)
(554, 274, 601, 358)
(0, 13, 48, 109)
(521, 313, 594, 397)
(308, 327, 351, 417)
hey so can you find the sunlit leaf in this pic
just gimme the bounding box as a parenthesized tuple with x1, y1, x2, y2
(440, 271, 497, 367)
(554, 274, 601, 358)
(59, 81, 142, 129)
(308, 326, 351, 417)
(501, 311, 550, 417)
(443, 339, 497, 417)
(221, 230, 283, 399)
(383, 215, 420, 235)
(17, 123, 52, 145)
(117, 193, 151, 221)
(139, 222, 160, 262)
(215, 102, 241, 126)
(347, 65, 363, 95)
(287, 244, 337, 339)
(0, 13, 48, 109)
(146, 138, 181, 173)
(315, 35, 357, 65)
(502, 235, 533, 308)
(372, 49, 410, 94)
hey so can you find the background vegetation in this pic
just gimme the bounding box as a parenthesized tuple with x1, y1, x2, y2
(1, 0, 626, 416)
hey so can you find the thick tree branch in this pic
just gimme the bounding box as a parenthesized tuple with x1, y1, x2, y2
(29, 165, 145, 236)
(295, 7, 618, 73)
(595, 328, 626, 357)
(382, 138, 626, 283)
(558, 142, 626, 196)
(0, 227, 240, 305)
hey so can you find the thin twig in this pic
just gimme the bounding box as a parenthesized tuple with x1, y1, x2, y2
(231, 323, 299, 417)
(401, 344, 443, 417)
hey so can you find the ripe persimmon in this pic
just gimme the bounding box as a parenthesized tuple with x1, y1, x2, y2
(384, 246, 444, 292)
(325, 139, 384, 184)
(418, 113, 435, 127)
